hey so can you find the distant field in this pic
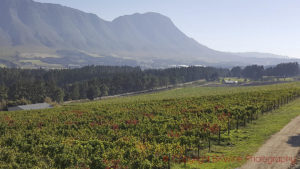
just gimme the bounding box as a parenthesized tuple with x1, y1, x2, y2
(19, 59, 63, 68)
(1, 82, 300, 168)
(223, 77, 250, 82)
(78, 81, 300, 105)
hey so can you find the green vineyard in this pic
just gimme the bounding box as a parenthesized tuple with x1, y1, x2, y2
(1, 82, 300, 169)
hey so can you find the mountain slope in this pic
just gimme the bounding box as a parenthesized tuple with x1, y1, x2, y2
(0, 0, 297, 68)
(0, 0, 116, 51)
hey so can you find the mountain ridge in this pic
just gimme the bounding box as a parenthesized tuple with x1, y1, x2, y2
(0, 0, 297, 68)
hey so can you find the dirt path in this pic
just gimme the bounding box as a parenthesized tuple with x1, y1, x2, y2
(240, 115, 300, 169)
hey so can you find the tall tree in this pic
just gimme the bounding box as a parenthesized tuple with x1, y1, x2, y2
(52, 88, 64, 103)
(100, 85, 109, 97)
(242, 65, 264, 80)
(70, 83, 80, 100)
(87, 85, 100, 100)
(0, 85, 8, 101)
(231, 66, 242, 78)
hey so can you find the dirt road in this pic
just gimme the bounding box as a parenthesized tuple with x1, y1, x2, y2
(240, 116, 300, 169)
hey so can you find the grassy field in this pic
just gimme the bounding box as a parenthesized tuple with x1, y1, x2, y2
(18, 59, 63, 69)
(222, 77, 249, 82)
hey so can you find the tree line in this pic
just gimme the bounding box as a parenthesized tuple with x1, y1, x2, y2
(230, 62, 299, 80)
(0, 66, 227, 110)
(0, 62, 299, 110)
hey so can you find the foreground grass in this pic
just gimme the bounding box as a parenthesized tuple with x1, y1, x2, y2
(174, 98, 300, 169)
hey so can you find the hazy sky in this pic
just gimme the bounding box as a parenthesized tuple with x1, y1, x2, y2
(35, 0, 300, 58)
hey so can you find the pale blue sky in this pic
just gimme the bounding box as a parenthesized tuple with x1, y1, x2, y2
(35, 0, 300, 58)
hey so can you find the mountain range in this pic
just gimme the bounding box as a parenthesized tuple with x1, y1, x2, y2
(0, 0, 298, 68)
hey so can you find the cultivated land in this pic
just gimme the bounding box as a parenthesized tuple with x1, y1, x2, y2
(1, 82, 300, 168)
(175, 98, 300, 169)
(78, 81, 300, 105)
